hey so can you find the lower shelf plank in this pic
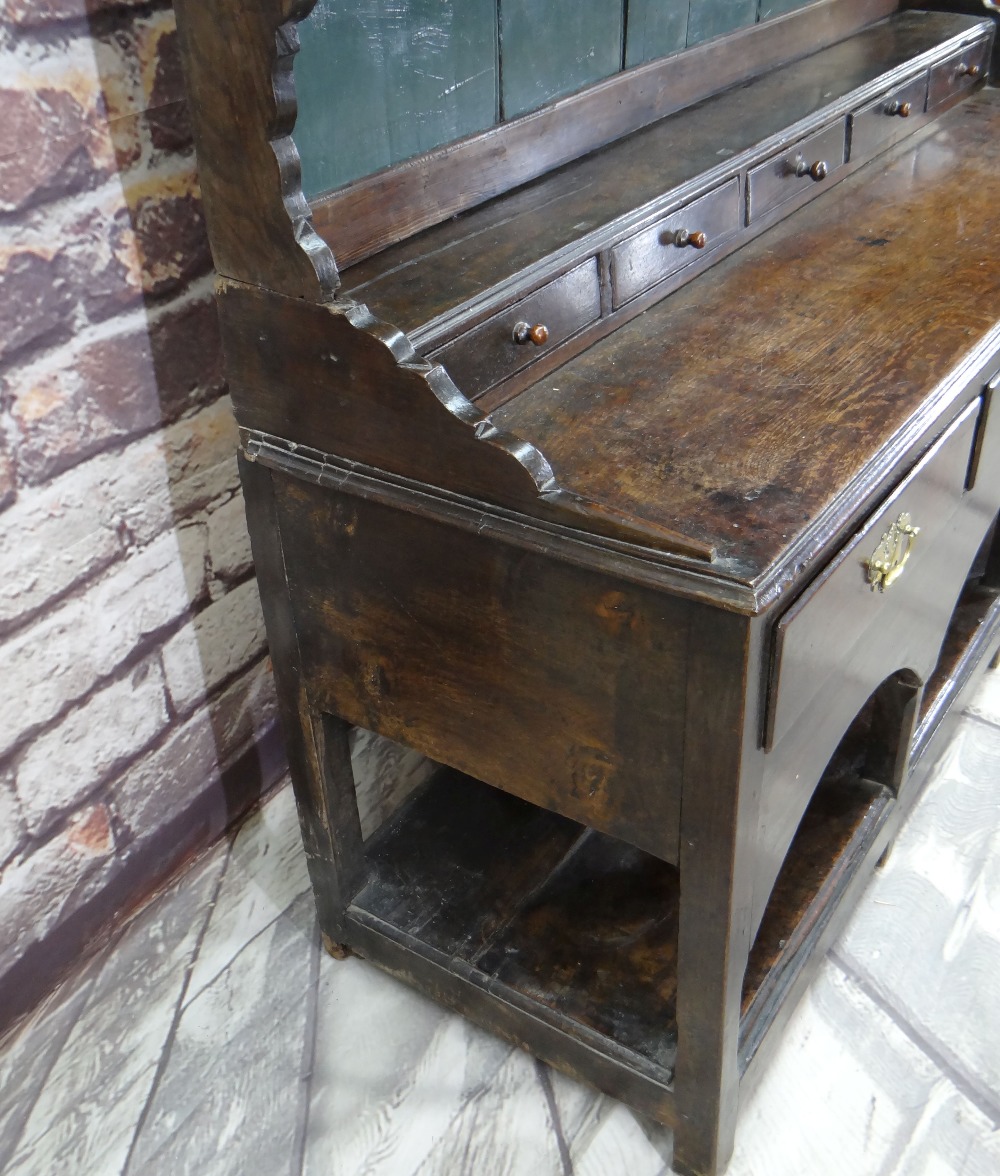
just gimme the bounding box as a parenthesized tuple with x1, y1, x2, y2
(347, 759, 895, 1113)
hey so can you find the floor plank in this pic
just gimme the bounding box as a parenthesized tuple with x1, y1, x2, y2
(837, 718, 1000, 1118)
(127, 893, 318, 1176)
(3, 851, 224, 1176)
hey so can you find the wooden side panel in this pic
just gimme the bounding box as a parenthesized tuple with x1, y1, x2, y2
(172, 0, 336, 299)
(625, 0, 689, 67)
(270, 474, 690, 864)
(499, 0, 624, 118)
(295, 0, 498, 196)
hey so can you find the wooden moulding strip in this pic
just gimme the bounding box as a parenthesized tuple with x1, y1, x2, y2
(307, 0, 898, 269)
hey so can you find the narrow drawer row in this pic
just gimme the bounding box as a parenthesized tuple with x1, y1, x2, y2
(430, 30, 990, 402)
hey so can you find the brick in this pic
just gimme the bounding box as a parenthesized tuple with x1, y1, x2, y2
(71, 202, 143, 323)
(91, 8, 181, 124)
(2, 0, 148, 28)
(100, 396, 240, 543)
(209, 657, 279, 763)
(148, 100, 193, 154)
(160, 397, 241, 519)
(0, 776, 26, 870)
(0, 469, 122, 634)
(0, 416, 222, 635)
(149, 293, 225, 419)
(0, 249, 75, 366)
(111, 659, 277, 845)
(161, 580, 268, 716)
(0, 803, 117, 977)
(0, 529, 202, 760)
(110, 709, 227, 847)
(132, 187, 210, 298)
(0, 88, 104, 215)
(16, 658, 170, 836)
(9, 323, 158, 485)
(207, 493, 253, 585)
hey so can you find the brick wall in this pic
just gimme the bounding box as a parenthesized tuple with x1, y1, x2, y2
(1, 0, 427, 1036)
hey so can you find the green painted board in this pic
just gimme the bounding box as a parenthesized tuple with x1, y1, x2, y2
(686, 0, 757, 47)
(500, 0, 624, 119)
(758, 0, 813, 19)
(295, 0, 498, 197)
(625, 0, 690, 68)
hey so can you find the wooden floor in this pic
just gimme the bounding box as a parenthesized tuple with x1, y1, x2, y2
(2, 684, 1000, 1175)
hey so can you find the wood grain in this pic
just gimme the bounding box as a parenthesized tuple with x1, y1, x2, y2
(172, 0, 337, 298)
(495, 90, 1000, 588)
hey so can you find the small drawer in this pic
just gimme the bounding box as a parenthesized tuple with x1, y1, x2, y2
(610, 179, 740, 308)
(747, 120, 847, 223)
(432, 260, 601, 399)
(766, 401, 983, 752)
(928, 37, 990, 109)
(849, 73, 928, 162)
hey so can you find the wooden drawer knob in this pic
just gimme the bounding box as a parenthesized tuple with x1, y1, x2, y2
(668, 228, 707, 249)
(512, 321, 550, 346)
(885, 99, 912, 118)
(794, 157, 829, 182)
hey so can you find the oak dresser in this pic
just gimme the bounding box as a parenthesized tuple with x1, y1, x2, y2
(173, 2, 1000, 1171)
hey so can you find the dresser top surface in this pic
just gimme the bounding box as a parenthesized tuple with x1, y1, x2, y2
(494, 88, 1000, 588)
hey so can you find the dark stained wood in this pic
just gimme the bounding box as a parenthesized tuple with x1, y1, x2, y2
(746, 118, 847, 222)
(766, 402, 984, 752)
(236, 456, 365, 943)
(610, 179, 740, 308)
(914, 579, 1000, 756)
(494, 94, 1000, 589)
(673, 607, 759, 1176)
(270, 476, 691, 864)
(310, 0, 898, 269)
(927, 32, 992, 106)
(429, 260, 601, 399)
(848, 71, 930, 159)
(218, 276, 716, 561)
(173, 5, 1000, 1173)
(172, 0, 337, 299)
(343, 9, 967, 336)
(357, 768, 584, 960)
(478, 829, 681, 1070)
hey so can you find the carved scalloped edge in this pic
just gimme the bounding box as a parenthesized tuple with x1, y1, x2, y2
(262, 5, 714, 563)
(270, 1, 340, 299)
(336, 295, 560, 495)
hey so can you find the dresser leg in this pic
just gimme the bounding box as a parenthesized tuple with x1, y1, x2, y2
(672, 610, 760, 1176)
(238, 455, 367, 943)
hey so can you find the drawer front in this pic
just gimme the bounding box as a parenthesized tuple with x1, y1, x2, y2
(747, 120, 847, 223)
(610, 179, 740, 308)
(849, 73, 928, 161)
(766, 401, 983, 752)
(928, 37, 990, 109)
(433, 260, 601, 398)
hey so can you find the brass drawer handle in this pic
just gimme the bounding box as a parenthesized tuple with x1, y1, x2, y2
(867, 512, 920, 592)
(957, 62, 981, 79)
(668, 228, 707, 249)
(792, 156, 829, 182)
(884, 99, 912, 118)
(512, 321, 550, 347)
